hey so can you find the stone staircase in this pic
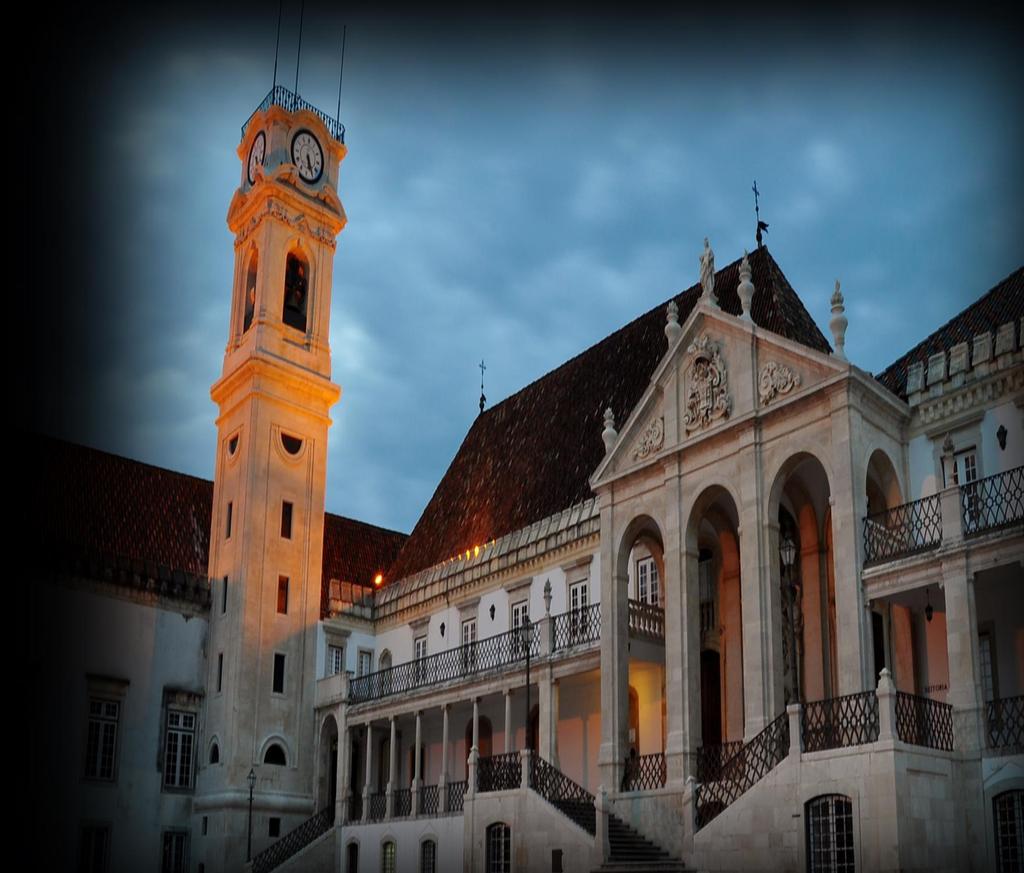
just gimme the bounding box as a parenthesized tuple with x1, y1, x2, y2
(250, 806, 333, 873)
(593, 814, 686, 872)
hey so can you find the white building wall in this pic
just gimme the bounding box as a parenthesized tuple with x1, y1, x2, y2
(341, 816, 463, 873)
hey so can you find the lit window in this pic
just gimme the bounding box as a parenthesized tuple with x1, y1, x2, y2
(85, 699, 120, 781)
(381, 839, 397, 873)
(327, 644, 345, 676)
(277, 577, 289, 615)
(163, 710, 196, 790)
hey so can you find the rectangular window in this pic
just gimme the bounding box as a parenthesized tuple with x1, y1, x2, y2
(281, 501, 293, 539)
(161, 831, 189, 873)
(273, 653, 285, 694)
(221, 576, 228, 614)
(163, 710, 196, 790)
(636, 557, 660, 606)
(979, 629, 998, 702)
(462, 618, 477, 645)
(277, 576, 289, 615)
(225, 502, 233, 539)
(461, 618, 478, 672)
(511, 600, 530, 655)
(569, 581, 589, 642)
(201, 817, 208, 837)
(268, 817, 281, 838)
(327, 644, 345, 676)
(414, 636, 428, 682)
(357, 650, 372, 677)
(80, 825, 110, 873)
(85, 699, 120, 781)
(216, 653, 223, 693)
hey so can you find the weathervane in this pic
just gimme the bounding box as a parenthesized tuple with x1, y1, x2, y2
(479, 359, 487, 415)
(753, 180, 769, 248)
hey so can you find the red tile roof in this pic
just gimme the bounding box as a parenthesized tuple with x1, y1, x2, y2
(387, 247, 832, 581)
(35, 435, 406, 615)
(876, 266, 1024, 398)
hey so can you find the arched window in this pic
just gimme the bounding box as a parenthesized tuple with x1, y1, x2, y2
(806, 794, 854, 873)
(346, 842, 359, 873)
(264, 743, 287, 766)
(243, 249, 258, 332)
(380, 839, 396, 873)
(283, 252, 309, 332)
(209, 742, 219, 765)
(420, 838, 437, 873)
(994, 790, 1023, 873)
(486, 823, 510, 873)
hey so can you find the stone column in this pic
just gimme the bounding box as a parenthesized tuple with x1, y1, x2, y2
(595, 786, 610, 861)
(335, 699, 349, 826)
(412, 710, 422, 816)
(877, 668, 897, 742)
(439, 703, 450, 813)
(664, 460, 688, 785)
(385, 716, 397, 819)
(787, 703, 802, 759)
(362, 723, 372, 822)
(538, 672, 559, 765)
(598, 496, 630, 791)
(504, 689, 513, 753)
(942, 552, 985, 752)
(472, 697, 480, 753)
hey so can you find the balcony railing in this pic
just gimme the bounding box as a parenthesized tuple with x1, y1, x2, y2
(530, 754, 597, 835)
(393, 787, 411, 818)
(349, 625, 540, 703)
(863, 494, 942, 565)
(251, 806, 332, 873)
(987, 695, 1024, 753)
(962, 466, 1024, 537)
(368, 791, 387, 821)
(419, 784, 440, 817)
(346, 792, 362, 823)
(478, 752, 522, 792)
(241, 84, 346, 143)
(801, 691, 880, 752)
(448, 780, 467, 812)
(895, 691, 954, 751)
(552, 603, 601, 650)
(620, 752, 666, 792)
(628, 599, 665, 640)
(695, 741, 743, 783)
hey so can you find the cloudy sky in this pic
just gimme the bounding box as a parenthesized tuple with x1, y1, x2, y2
(31, 5, 1023, 535)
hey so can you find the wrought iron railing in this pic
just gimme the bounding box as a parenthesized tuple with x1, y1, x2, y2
(696, 712, 789, 829)
(346, 792, 362, 823)
(694, 741, 743, 783)
(895, 691, 955, 751)
(241, 84, 346, 143)
(987, 695, 1024, 753)
(251, 806, 332, 873)
(530, 755, 596, 835)
(419, 784, 440, 817)
(863, 494, 942, 564)
(349, 625, 540, 703)
(393, 787, 411, 817)
(962, 466, 1024, 537)
(368, 791, 387, 821)
(628, 599, 665, 640)
(620, 752, 666, 791)
(478, 752, 522, 792)
(801, 691, 880, 752)
(553, 603, 601, 650)
(448, 780, 467, 812)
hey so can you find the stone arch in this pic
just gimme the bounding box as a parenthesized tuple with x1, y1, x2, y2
(866, 447, 905, 516)
(259, 734, 291, 767)
(317, 713, 339, 811)
(282, 240, 312, 332)
(242, 245, 258, 333)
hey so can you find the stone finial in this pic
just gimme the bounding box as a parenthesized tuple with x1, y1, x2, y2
(543, 579, 552, 616)
(699, 237, 718, 307)
(665, 300, 682, 346)
(602, 408, 618, 454)
(737, 250, 755, 320)
(942, 432, 955, 458)
(829, 279, 848, 361)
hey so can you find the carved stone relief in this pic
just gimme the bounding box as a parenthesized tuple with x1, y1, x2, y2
(631, 416, 665, 461)
(683, 334, 731, 433)
(758, 361, 801, 406)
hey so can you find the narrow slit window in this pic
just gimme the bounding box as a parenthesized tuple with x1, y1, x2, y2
(225, 502, 233, 539)
(273, 653, 285, 693)
(216, 653, 223, 693)
(277, 577, 289, 615)
(221, 576, 228, 614)
(281, 501, 293, 539)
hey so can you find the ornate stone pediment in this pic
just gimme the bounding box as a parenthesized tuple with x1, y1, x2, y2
(631, 416, 665, 461)
(683, 334, 731, 433)
(758, 361, 801, 406)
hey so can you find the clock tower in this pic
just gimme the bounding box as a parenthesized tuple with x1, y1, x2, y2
(196, 91, 346, 873)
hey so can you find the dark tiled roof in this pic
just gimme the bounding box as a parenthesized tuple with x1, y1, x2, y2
(34, 435, 406, 615)
(387, 247, 832, 581)
(875, 266, 1024, 399)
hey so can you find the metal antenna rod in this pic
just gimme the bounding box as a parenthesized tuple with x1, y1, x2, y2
(294, 0, 305, 96)
(272, 0, 283, 91)
(479, 359, 487, 415)
(336, 24, 347, 124)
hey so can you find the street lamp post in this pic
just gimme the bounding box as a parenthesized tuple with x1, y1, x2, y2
(247, 767, 257, 862)
(521, 617, 534, 753)
(780, 533, 799, 702)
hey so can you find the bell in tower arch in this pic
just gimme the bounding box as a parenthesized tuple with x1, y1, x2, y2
(243, 249, 258, 333)
(283, 251, 309, 332)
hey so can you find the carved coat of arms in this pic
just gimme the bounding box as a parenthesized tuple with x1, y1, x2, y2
(758, 361, 801, 406)
(684, 335, 731, 432)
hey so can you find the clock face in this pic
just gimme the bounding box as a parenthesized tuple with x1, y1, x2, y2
(247, 130, 266, 185)
(291, 130, 324, 183)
